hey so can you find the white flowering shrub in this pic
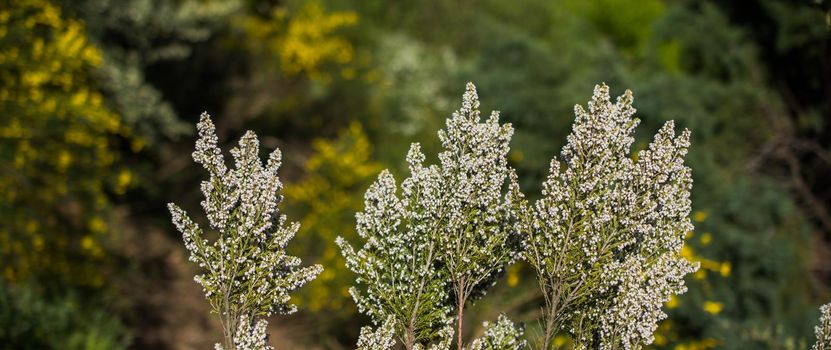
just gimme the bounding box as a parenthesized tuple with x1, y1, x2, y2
(523, 84, 698, 350)
(815, 303, 831, 350)
(433, 84, 525, 349)
(338, 83, 524, 350)
(170, 84, 707, 350)
(336, 166, 453, 348)
(168, 113, 322, 350)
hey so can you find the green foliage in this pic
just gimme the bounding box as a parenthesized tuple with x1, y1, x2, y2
(368, 32, 459, 149)
(562, 0, 666, 54)
(635, 3, 822, 347)
(0, 281, 128, 350)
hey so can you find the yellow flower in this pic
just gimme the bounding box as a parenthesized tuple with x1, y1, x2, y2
(234, 0, 358, 79)
(80, 235, 95, 251)
(654, 333, 667, 345)
(719, 261, 731, 277)
(115, 169, 132, 194)
(703, 301, 723, 315)
(680, 245, 694, 260)
(553, 335, 569, 347)
(284, 123, 382, 312)
(57, 150, 72, 169)
(507, 265, 520, 287)
(699, 232, 712, 246)
(89, 216, 107, 233)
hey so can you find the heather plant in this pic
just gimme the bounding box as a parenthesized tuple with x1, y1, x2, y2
(433, 84, 525, 350)
(338, 83, 524, 350)
(815, 303, 831, 350)
(168, 113, 322, 350)
(523, 84, 697, 350)
(337, 163, 453, 348)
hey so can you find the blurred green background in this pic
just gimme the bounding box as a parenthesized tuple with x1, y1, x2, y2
(1, 0, 830, 349)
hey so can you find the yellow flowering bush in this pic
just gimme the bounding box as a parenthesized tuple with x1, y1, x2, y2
(0, 0, 129, 285)
(233, 0, 358, 80)
(284, 122, 382, 312)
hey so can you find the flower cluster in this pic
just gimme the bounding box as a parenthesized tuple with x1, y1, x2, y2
(336, 165, 453, 347)
(523, 84, 697, 350)
(168, 113, 322, 350)
(468, 315, 526, 350)
(414, 325, 454, 350)
(815, 302, 831, 350)
(338, 83, 524, 349)
(215, 314, 272, 350)
(172, 83, 698, 350)
(357, 316, 398, 350)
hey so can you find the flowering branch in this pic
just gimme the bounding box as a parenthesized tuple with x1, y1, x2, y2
(337, 160, 453, 349)
(168, 113, 322, 350)
(433, 83, 524, 350)
(523, 84, 698, 350)
(339, 83, 523, 350)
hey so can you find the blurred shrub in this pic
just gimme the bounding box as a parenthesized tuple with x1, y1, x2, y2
(0, 0, 128, 285)
(58, 0, 242, 147)
(368, 32, 459, 159)
(0, 280, 128, 349)
(233, 0, 357, 80)
(285, 122, 382, 315)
